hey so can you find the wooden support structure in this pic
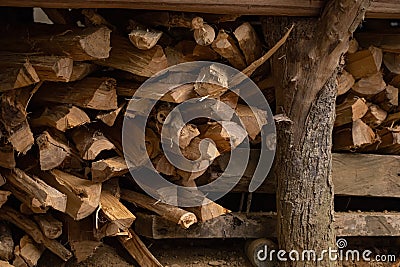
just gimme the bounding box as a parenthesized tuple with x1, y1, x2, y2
(135, 212, 400, 239)
(0, 1, 397, 18)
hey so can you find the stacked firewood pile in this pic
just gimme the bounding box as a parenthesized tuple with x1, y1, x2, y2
(333, 35, 400, 154)
(0, 9, 279, 266)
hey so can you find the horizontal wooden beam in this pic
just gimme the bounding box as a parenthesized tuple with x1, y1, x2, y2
(135, 212, 400, 239)
(0, 0, 399, 19)
(226, 153, 400, 198)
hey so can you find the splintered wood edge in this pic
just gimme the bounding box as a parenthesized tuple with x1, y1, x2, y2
(178, 212, 198, 229)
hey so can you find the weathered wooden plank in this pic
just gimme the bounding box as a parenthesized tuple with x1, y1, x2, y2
(332, 153, 400, 198)
(222, 153, 400, 198)
(0, 0, 398, 18)
(135, 212, 400, 239)
(135, 212, 277, 239)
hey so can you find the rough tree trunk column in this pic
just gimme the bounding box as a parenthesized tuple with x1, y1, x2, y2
(263, 0, 370, 266)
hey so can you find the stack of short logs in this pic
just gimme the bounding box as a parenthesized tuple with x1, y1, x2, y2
(333, 36, 400, 154)
(0, 9, 276, 267)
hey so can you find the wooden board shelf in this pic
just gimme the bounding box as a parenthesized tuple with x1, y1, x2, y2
(135, 212, 400, 239)
(0, 0, 399, 19)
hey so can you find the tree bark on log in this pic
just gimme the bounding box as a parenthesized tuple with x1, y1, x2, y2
(263, 1, 370, 266)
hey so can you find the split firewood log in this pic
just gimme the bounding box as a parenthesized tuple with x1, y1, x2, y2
(71, 127, 116, 161)
(121, 189, 197, 229)
(38, 169, 101, 220)
(333, 119, 376, 151)
(0, 206, 72, 261)
(0, 223, 13, 261)
(96, 35, 168, 77)
(212, 30, 246, 70)
(30, 105, 90, 132)
(233, 22, 263, 65)
(346, 46, 382, 79)
(33, 214, 63, 239)
(33, 77, 118, 111)
(351, 72, 386, 97)
(191, 17, 215, 46)
(128, 20, 163, 50)
(1, 168, 67, 213)
(36, 130, 82, 171)
(335, 95, 368, 127)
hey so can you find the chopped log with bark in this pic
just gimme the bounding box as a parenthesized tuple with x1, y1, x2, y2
(372, 84, 398, 112)
(100, 191, 136, 232)
(161, 84, 198, 103)
(383, 112, 400, 127)
(0, 63, 39, 92)
(0, 53, 73, 82)
(0, 191, 11, 208)
(96, 35, 168, 77)
(212, 30, 246, 70)
(0, 223, 13, 261)
(36, 130, 82, 171)
(186, 200, 231, 222)
(14, 235, 44, 267)
(154, 155, 176, 176)
(145, 128, 161, 159)
(199, 121, 247, 153)
(181, 137, 220, 163)
(128, 20, 163, 50)
(179, 124, 200, 149)
(121, 189, 197, 229)
(1, 168, 67, 213)
(193, 63, 229, 97)
(191, 17, 215, 46)
(0, 206, 72, 261)
(337, 70, 355, 96)
(71, 127, 116, 161)
(39, 170, 101, 220)
(345, 46, 382, 79)
(2, 26, 112, 61)
(233, 22, 263, 65)
(118, 229, 163, 267)
(361, 104, 387, 127)
(0, 88, 34, 154)
(367, 127, 400, 154)
(351, 71, 386, 97)
(235, 104, 267, 140)
(383, 53, 400, 74)
(64, 216, 101, 263)
(96, 103, 125, 127)
(33, 77, 118, 111)
(33, 214, 63, 239)
(335, 96, 368, 127)
(69, 62, 98, 82)
(0, 143, 16, 169)
(91, 156, 128, 183)
(333, 119, 376, 151)
(31, 105, 90, 132)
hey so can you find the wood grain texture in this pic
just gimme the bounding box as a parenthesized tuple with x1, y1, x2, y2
(135, 212, 400, 239)
(226, 153, 400, 198)
(332, 153, 400, 198)
(0, 0, 398, 18)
